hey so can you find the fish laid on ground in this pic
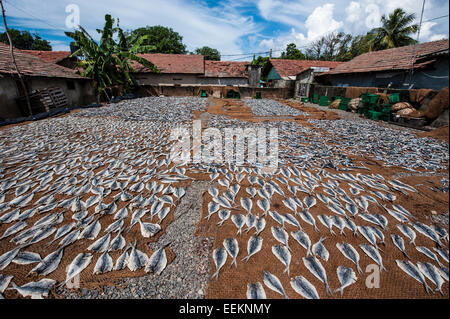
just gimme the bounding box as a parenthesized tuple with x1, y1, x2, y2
(391, 234, 410, 259)
(9, 278, 56, 299)
(358, 226, 380, 250)
(93, 251, 113, 275)
(217, 210, 231, 227)
(396, 260, 431, 294)
(88, 232, 111, 253)
(231, 214, 245, 236)
(312, 237, 329, 262)
(79, 218, 101, 240)
(145, 243, 169, 275)
(127, 242, 148, 272)
(12, 251, 42, 265)
(417, 262, 445, 296)
(331, 215, 346, 236)
(211, 247, 227, 280)
(433, 247, 449, 264)
(269, 211, 285, 228)
(59, 253, 93, 288)
(300, 210, 319, 232)
(240, 197, 253, 215)
(223, 238, 239, 268)
(413, 222, 443, 247)
(109, 231, 126, 251)
(334, 266, 357, 297)
(139, 220, 161, 238)
(247, 282, 266, 299)
(291, 230, 311, 256)
(272, 245, 291, 276)
(242, 235, 263, 263)
(254, 217, 266, 236)
(0, 246, 22, 270)
(397, 224, 416, 247)
(257, 199, 270, 216)
(360, 244, 386, 272)
(303, 256, 332, 296)
(114, 247, 130, 271)
(206, 202, 220, 221)
(318, 214, 335, 235)
(336, 242, 362, 274)
(245, 213, 256, 233)
(263, 270, 288, 299)
(0, 274, 13, 298)
(29, 248, 64, 276)
(416, 246, 444, 268)
(271, 226, 290, 250)
(290, 276, 319, 299)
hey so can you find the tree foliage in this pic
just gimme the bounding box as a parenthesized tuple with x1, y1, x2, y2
(126, 25, 187, 54)
(280, 43, 306, 60)
(194, 46, 220, 60)
(0, 29, 52, 50)
(65, 14, 158, 99)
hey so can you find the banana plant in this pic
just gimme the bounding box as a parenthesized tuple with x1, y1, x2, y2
(65, 14, 159, 101)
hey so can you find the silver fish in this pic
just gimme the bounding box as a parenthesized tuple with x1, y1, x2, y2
(114, 246, 130, 271)
(93, 251, 113, 274)
(263, 270, 288, 299)
(312, 237, 329, 261)
(272, 226, 290, 250)
(282, 213, 302, 230)
(397, 224, 416, 246)
(59, 229, 80, 247)
(417, 262, 445, 296)
(358, 226, 380, 250)
(257, 199, 270, 216)
(247, 282, 266, 299)
(217, 209, 231, 227)
(0, 274, 13, 297)
(413, 222, 443, 247)
(336, 242, 362, 274)
(29, 248, 64, 276)
(12, 251, 42, 265)
(127, 242, 148, 272)
(291, 230, 311, 256)
(9, 278, 56, 299)
(211, 247, 227, 280)
(416, 246, 444, 268)
(396, 260, 431, 294)
(240, 197, 253, 215)
(79, 218, 101, 240)
(300, 210, 319, 232)
(254, 217, 266, 236)
(145, 243, 169, 275)
(206, 201, 220, 220)
(433, 247, 449, 264)
(303, 196, 316, 209)
(269, 211, 285, 228)
(303, 256, 332, 296)
(59, 253, 93, 288)
(246, 187, 257, 198)
(9, 192, 34, 207)
(0, 221, 27, 240)
(360, 244, 386, 272)
(88, 232, 111, 253)
(272, 244, 291, 276)
(242, 235, 263, 262)
(0, 246, 22, 270)
(231, 214, 245, 236)
(318, 214, 335, 235)
(290, 276, 319, 299)
(331, 215, 346, 236)
(109, 230, 126, 251)
(223, 238, 239, 268)
(334, 266, 357, 297)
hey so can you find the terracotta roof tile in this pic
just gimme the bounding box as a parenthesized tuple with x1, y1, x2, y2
(269, 59, 343, 78)
(204, 60, 249, 78)
(325, 39, 449, 75)
(0, 43, 85, 79)
(21, 50, 72, 64)
(133, 53, 204, 74)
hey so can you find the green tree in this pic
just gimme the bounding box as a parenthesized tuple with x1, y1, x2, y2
(280, 43, 306, 60)
(251, 55, 270, 80)
(126, 25, 187, 54)
(368, 8, 418, 50)
(305, 32, 353, 61)
(0, 28, 51, 50)
(194, 46, 220, 60)
(65, 14, 158, 101)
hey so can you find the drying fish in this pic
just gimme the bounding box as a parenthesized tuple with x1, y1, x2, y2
(247, 282, 266, 299)
(433, 247, 449, 264)
(245, 213, 256, 233)
(396, 260, 431, 294)
(263, 270, 288, 299)
(93, 251, 113, 274)
(114, 247, 130, 271)
(413, 222, 443, 247)
(417, 262, 445, 295)
(358, 226, 380, 250)
(312, 237, 329, 261)
(303, 256, 332, 296)
(139, 220, 161, 238)
(12, 251, 42, 265)
(254, 217, 266, 235)
(397, 224, 417, 246)
(272, 226, 290, 250)
(290, 276, 319, 299)
(127, 242, 148, 272)
(88, 232, 111, 253)
(242, 235, 263, 262)
(0, 221, 27, 240)
(0, 274, 13, 298)
(59, 229, 80, 247)
(318, 214, 335, 235)
(9, 278, 56, 299)
(282, 198, 298, 215)
(257, 199, 270, 216)
(231, 214, 245, 236)
(104, 218, 124, 233)
(392, 204, 415, 220)
(246, 187, 257, 198)
(300, 210, 319, 232)
(145, 243, 169, 275)
(79, 218, 101, 240)
(223, 237, 239, 268)
(9, 192, 34, 207)
(272, 244, 291, 276)
(205, 202, 220, 221)
(240, 197, 253, 215)
(303, 196, 316, 209)
(336, 242, 362, 274)
(360, 244, 386, 272)
(59, 253, 93, 288)
(282, 213, 302, 230)
(331, 215, 346, 236)
(334, 266, 357, 297)
(109, 230, 126, 251)
(416, 246, 444, 268)
(0, 246, 22, 270)
(217, 209, 231, 227)
(211, 247, 227, 280)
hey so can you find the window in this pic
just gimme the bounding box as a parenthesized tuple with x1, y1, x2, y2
(67, 80, 76, 90)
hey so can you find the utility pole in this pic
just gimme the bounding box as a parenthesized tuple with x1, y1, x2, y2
(0, 0, 32, 116)
(409, 0, 426, 88)
(269, 49, 272, 58)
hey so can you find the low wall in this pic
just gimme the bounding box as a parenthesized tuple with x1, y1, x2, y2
(136, 85, 295, 99)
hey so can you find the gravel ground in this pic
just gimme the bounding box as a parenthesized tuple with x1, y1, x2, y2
(245, 99, 306, 117)
(56, 181, 213, 299)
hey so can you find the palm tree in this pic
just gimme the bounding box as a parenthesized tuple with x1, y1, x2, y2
(368, 8, 419, 51)
(65, 14, 158, 101)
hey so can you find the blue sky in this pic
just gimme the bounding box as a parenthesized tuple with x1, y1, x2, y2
(1, 0, 448, 60)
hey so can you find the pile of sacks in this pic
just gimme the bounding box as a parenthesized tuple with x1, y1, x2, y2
(391, 102, 415, 116)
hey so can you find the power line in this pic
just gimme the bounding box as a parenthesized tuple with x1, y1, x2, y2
(422, 14, 449, 23)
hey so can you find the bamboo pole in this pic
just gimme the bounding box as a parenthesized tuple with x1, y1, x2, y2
(0, 0, 32, 116)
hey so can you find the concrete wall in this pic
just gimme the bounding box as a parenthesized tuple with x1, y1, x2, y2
(323, 56, 449, 90)
(0, 75, 95, 119)
(135, 73, 249, 86)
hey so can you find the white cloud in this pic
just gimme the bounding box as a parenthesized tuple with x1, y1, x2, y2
(305, 4, 343, 41)
(346, 2, 362, 23)
(429, 34, 447, 41)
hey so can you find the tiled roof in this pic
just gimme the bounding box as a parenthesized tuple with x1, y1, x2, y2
(21, 50, 72, 64)
(325, 39, 449, 75)
(133, 53, 205, 74)
(204, 61, 249, 78)
(0, 43, 85, 79)
(269, 59, 343, 78)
